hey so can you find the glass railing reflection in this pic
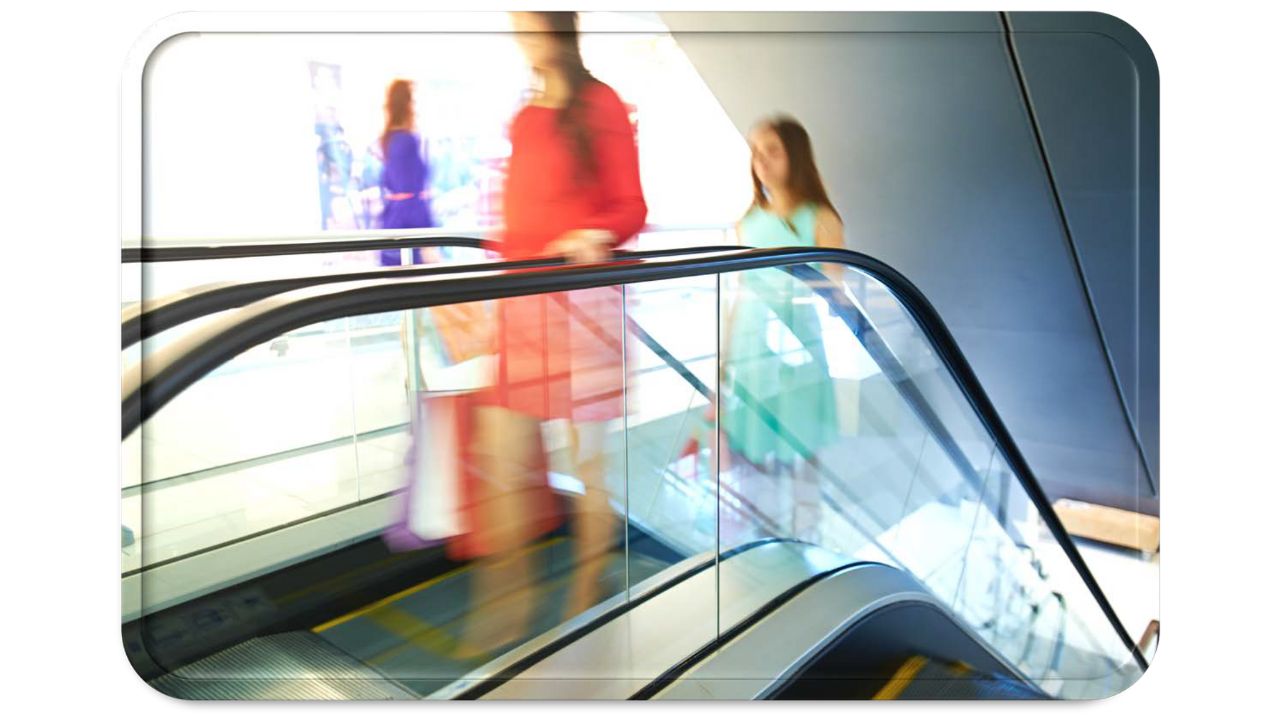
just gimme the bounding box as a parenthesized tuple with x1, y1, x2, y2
(710, 259, 1139, 698)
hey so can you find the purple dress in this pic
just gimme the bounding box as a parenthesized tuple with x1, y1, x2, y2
(378, 130, 434, 266)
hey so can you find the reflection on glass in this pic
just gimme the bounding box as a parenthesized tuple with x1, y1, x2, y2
(127, 318, 363, 573)
(711, 261, 1140, 697)
(622, 275, 719, 589)
(718, 266, 839, 549)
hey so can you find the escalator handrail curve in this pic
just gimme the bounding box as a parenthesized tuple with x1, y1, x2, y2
(119, 244, 1148, 672)
(123, 244, 740, 349)
(122, 235, 487, 263)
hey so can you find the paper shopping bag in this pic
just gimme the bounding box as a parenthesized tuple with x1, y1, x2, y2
(383, 391, 471, 551)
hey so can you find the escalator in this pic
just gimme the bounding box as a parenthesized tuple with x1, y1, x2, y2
(650, 561, 1051, 700)
(138, 527, 687, 700)
(121, 235, 733, 696)
(121, 244, 1147, 699)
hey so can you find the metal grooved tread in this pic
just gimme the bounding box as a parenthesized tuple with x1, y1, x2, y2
(883, 658, 1044, 701)
(149, 632, 415, 700)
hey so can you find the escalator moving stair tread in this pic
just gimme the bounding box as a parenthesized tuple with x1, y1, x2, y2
(149, 631, 415, 700)
(873, 656, 1042, 701)
(316, 544, 672, 697)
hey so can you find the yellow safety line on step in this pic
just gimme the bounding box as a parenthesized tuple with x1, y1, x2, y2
(311, 537, 564, 634)
(366, 605, 461, 657)
(312, 564, 472, 633)
(872, 655, 929, 701)
(367, 549, 594, 667)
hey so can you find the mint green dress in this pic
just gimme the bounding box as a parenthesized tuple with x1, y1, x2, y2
(721, 203, 840, 467)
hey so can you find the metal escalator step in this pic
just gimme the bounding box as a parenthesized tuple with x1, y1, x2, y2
(149, 631, 414, 700)
(871, 655, 929, 699)
(314, 546, 675, 698)
(875, 656, 1043, 701)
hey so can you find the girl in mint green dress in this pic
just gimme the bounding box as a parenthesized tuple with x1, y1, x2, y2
(721, 116, 845, 543)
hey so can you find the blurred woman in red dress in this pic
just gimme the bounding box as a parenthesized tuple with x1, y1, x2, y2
(458, 11, 646, 656)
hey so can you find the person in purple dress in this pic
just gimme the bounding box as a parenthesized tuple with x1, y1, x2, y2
(379, 79, 435, 266)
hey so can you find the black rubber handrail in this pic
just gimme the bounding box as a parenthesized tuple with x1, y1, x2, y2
(121, 235, 487, 263)
(119, 245, 1147, 672)
(123, 244, 739, 349)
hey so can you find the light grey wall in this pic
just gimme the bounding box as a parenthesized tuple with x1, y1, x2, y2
(661, 12, 1158, 514)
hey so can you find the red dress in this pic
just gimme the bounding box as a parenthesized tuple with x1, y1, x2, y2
(447, 82, 646, 560)
(481, 81, 647, 423)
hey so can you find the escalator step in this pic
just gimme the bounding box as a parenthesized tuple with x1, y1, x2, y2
(149, 631, 415, 700)
(873, 656, 1042, 700)
(315, 543, 673, 697)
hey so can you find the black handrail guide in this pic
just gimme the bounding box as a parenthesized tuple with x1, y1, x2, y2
(123, 236, 486, 263)
(123, 245, 739, 348)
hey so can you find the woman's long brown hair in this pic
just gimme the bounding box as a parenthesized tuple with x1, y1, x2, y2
(534, 12, 600, 182)
(382, 79, 415, 157)
(751, 116, 841, 221)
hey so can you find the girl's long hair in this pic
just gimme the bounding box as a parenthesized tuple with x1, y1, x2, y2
(381, 79, 415, 157)
(751, 115, 840, 220)
(535, 12, 600, 181)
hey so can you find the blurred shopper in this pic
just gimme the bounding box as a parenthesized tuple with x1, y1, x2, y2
(456, 10, 646, 657)
(376, 80, 439, 391)
(378, 79, 435, 266)
(721, 115, 843, 544)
